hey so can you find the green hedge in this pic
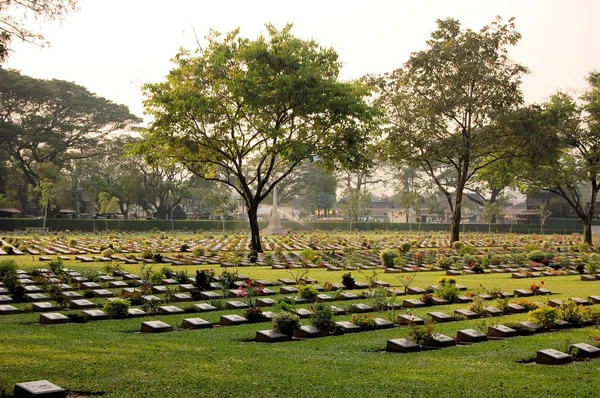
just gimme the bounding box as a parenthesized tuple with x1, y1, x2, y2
(0, 217, 594, 235)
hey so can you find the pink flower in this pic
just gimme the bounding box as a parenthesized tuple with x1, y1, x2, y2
(593, 336, 599, 342)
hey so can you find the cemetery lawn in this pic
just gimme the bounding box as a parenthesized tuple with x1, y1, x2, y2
(2, 256, 600, 396)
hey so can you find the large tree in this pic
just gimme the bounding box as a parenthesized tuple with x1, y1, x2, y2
(518, 73, 600, 245)
(375, 17, 528, 243)
(137, 24, 375, 253)
(0, 68, 141, 193)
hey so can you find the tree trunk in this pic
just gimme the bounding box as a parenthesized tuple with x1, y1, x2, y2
(583, 219, 592, 246)
(489, 188, 500, 223)
(450, 205, 461, 243)
(247, 204, 263, 253)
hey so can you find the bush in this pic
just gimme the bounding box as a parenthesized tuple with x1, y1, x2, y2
(104, 298, 130, 319)
(400, 242, 412, 253)
(311, 303, 337, 334)
(245, 306, 265, 323)
(272, 311, 300, 336)
(559, 299, 588, 327)
(0, 260, 17, 280)
(141, 249, 153, 259)
(299, 285, 318, 303)
(529, 306, 560, 329)
(435, 284, 460, 303)
(195, 269, 214, 290)
(468, 297, 486, 317)
(149, 271, 164, 286)
(101, 248, 114, 258)
(192, 245, 206, 256)
(408, 322, 435, 347)
(341, 272, 355, 289)
(351, 313, 377, 330)
(420, 293, 434, 305)
(437, 276, 456, 287)
(379, 249, 399, 268)
(514, 299, 540, 311)
(452, 241, 465, 251)
(458, 246, 477, 256)
(528, 250, 553, 263)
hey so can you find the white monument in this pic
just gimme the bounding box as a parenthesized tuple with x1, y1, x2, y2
(263, 185, 288, 235)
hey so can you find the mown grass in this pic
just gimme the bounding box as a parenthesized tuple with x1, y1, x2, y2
(2, 256, 600, 397)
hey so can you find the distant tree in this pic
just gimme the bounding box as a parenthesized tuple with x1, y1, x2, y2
(338, 190, 371, 229)
(375, 17, 528, 243)
(136, 24, 376, 253)
(518, 73, 600, 245)
(0, 0, 78, 61)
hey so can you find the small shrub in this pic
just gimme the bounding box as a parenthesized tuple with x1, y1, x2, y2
(149, 271, 164, 286)
(420, 293, 434, 305)
(311, 303, 337, 334)
(141, 249, 154, 259)
(299, 285, 318, 303)
(104, 298, 130, 319)
(48, 259, 63, 275)
(341, 272, 355, 289)
(529, 306, 560, 329)
(408, 322, 435, 347)
(192, 245, 206, 256)
(195, 269, 214, 290)
(437, 276, 456, 287)
(142, 299, 160, 315)
(245, 306, 265, 323)
(528, 250, 552, 263)
(351, 313, 377, 330)
(435, 284, 460, 303)
(400, 242, 412, 253)
(514, 299, 540, 311)
(458, 246, 477, 256)
(379, 249, 399, 268)
(272, 311, 300, 336)
(558, 299, 588, 327)
(101, 248, 114, 258)
(468, 297, 486, 316)
(452, 241, 465, 251)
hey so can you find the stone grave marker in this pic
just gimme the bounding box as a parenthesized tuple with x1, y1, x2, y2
(82, 310, 110, 321)
(14, 379, 66, 398)
(428, 333, 456, 348)
(279, 286, 298, 295)
(220, 314, 248, 326)
(92, 289, 114, 298)
(340, 292, 359, 300)
(431, 297, 449, 305)
(158, 305, 184, 315)
(69, 299, 95, 309)
(428, 311, 454, 323)
(200, 291, 222, 300)
(25, 293, 50, 302)
(506, 303, 526, 314)
(256, 298, 275, 307)
(373, 280, 390, 288)
(152, 286, 167, 294)
(407, 287, 428, 295)
(123, 274, 141, 281)
(397, 314, 424, 325)
(587, 295, 600, 304)
(23, 285, 42, 293)
(0, 287, 8, 294)
(108, 281, 128, 288)
(403, 299, 425, 308)
(0, 295, 13, 303)
(81, 282, 102, 290)
(278, 278, 295, 285)
(181, 318, 212, 330)
(141, 320, 173, 333)
(457, 329, 488, 343)
(295, 325, 326, 339)
(256, 330, 290, 343)
(62, 291, 82, 299)
(518, 321, 544, 334)
(350, 303, 374, 313)
(454, 309, 479, 320)
(329, 306, 346, 315)
(170, 293, 192, 302)
(0, 305, 20, 315)
(226, 301, 249, 310)
(548, 299, 563, 308)
(335, 321, 361, 333)
(536, 349, 572, 365)
(127, 308, 147, 317)
(316, 294, 333, 302)
(570, 343, 600, 359)
(373, 317, 394, 329)
(293, 308, 313, 318)
(194, 303, 218, 312)
(386, 338, 421, 353)
(514, 289, 534, 297)
(178, 284, 197, 292)
(456, 295, 473, 303)
(98, 275, 115, 282)
(142, 295, 162, 303)
(32, 302, 59, 312)
(488, 325, 518, 339)
(484, 306, 503, 317)
(571, 297, 590, 306)
(39, 313, 69, 325)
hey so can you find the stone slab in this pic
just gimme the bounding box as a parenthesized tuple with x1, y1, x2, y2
(69, 299, 95, 309)
(295, 325, 326, 338)
(158, 305, 184, 315)
(537, 349, 572, 365)
(82, 310, 110, 321)
(141, 320, 173, 333)
(386, 338, 421, 353)
(39, 313, 69, 325)
(92, 289, 114, 298)
(194, 303, 217, 312)
(181, 318, 212, 330)
(32, 302, 59, 312)
(403, 299, 425, 308)
(397, 314, 424, 325)
(428, 311, 453, 323)
(457, 328, 488, 343)
(488, 325, 518, 339)
(427, 333, 457, 348)
(335, 321, 361, 333)
(484, 306, 503, 317)
(374, 317, 394, 329)
(293, 308, 313, 319)
(14, 380, 66, 398)
(0, 305, 21, 315)
(454, 309, 479, 320)
(127, 308, 147, 317)
(570, 343, 600, 359)
(256, 329, 290, 343)
(350, 303, 374, 313)
(220, 314, 248, 326)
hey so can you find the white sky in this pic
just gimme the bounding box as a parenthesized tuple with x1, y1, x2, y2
(4, 0, 600, 123)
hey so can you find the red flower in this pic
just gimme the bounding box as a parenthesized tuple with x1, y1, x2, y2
(541, 280, 544, 285)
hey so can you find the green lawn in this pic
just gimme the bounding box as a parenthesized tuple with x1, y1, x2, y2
(2, 248, 600, 397)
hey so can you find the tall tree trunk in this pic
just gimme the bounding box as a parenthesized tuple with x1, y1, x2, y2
(489, 187, 500, 224)
(247, 204, 263, 253)
(583, 217, 593, 246)
(450, 205, 461, 243)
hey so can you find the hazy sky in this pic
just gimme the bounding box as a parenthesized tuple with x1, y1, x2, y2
(5, 0, 600, 122)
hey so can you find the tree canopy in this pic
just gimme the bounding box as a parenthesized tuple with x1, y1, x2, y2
(375, 17, 528, 243)
(137, 24, 377, 252)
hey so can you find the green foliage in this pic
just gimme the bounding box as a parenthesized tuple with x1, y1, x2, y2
(528, 250, 553, 263)
(558, 300, 589, 327)
(101, 248, 114, 258)
(400, 242, 412, 253)
(458, 246, 477, 256)
(103, 298, 131, 319)
(272, 311, 300, 337)
(192, 245, 206, 256)
(341, 272, 355, 289)
(379, 249, 399, 267)
(408, 322, 436, 347)
(350, 314, 377, 330)
(244, 306, 265, 323)
(452, 241, 465, 251)
(195, 269, 214, 290)
(529, 306, 560, 329)
(435, 284, 460, 303)
(437, 276, 456, 287)
(310, 303, 337, 334)
(299, 285, 318, 303)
